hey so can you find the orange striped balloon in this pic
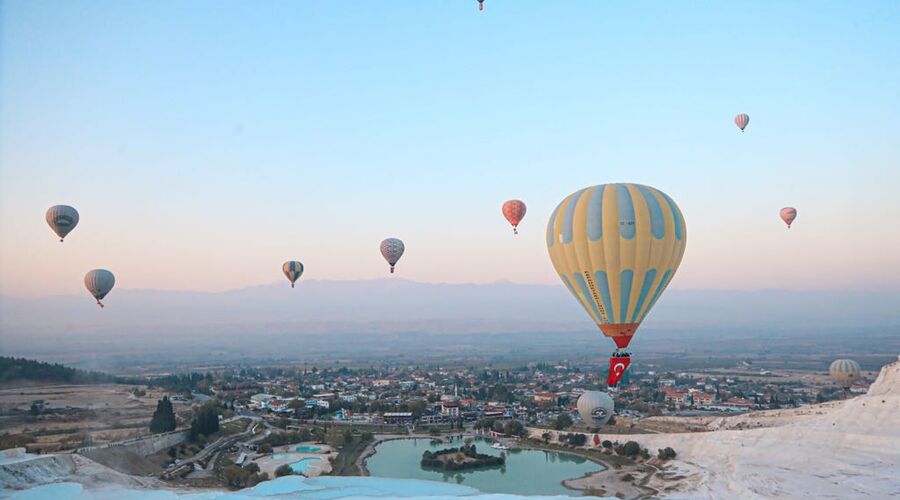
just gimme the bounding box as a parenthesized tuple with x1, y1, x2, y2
(734, 113, 750, 131)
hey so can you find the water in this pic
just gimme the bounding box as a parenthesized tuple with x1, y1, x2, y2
(288, 457, 322, 473)
(294, 445, 321, 453)
(365, 437, 603, 496)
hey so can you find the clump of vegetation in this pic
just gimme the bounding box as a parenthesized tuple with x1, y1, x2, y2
(222, 463, 268, 488)
(0, 357, 122, 385)
(615, 440, 641, 457)
(275, 464, 294, 477)
(561, 433, 587, 447)
(149, 396, 177, 433)
(553, 413, 573, 430)
(421, 443, 505, 471)
(259, 428, 313, 448)
(601, 440, 612, 449)
(657, 447, 677, 460)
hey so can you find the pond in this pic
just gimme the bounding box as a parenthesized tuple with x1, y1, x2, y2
(294, 445, 322, 453)
(289, 457, 322, 473)
(365, 437, 602, 496)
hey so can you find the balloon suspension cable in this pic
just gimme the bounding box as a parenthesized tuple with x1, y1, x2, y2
(97, 299, 104, 309)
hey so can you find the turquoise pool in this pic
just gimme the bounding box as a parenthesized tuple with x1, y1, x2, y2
(295, 445, 322, 453)
(289, 457, 322, 473)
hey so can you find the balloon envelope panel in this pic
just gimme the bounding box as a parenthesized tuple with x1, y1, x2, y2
(577, 391, 615, 426)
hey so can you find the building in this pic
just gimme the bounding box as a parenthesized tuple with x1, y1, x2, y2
(440, 403, 460, 418)
(382, 412, 413, 424)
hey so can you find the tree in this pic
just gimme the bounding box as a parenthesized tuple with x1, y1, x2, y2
(244, 462, 260, 474)
(190, 401, 220, 440)
(615, 440, 641, 457)
(553, 413, 573, 430)
(150, 396, 177, 433)
(503, 420, 525, 437)
(275, 464, 294, 477)
(259, 443, 273, 454)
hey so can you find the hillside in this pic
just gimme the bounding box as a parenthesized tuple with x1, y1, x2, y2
(606, 360, 900, 498)
(0, 357, 121, 387)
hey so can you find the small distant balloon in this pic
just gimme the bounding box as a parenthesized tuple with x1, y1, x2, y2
(502, 200, 527, 235)
(380, 238, 405, 274)
(734, 113, 750, 132)
(84, 269, 115, 308)
(46, 205, 79, 242)
(282, 261, 304, 288)
(780, 207, 797, 229)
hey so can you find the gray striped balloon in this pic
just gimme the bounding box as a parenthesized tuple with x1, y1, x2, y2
(45, 205, 79, 242)
(84, 269, 115, 308)
(829, 359, 861, 389)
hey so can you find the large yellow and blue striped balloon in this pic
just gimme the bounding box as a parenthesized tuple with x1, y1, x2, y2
(547, 183, 687, 349)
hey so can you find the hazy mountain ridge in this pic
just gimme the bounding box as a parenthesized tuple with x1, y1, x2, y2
(2, 279, 898, 332)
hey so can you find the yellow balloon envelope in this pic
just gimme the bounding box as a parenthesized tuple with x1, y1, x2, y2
(547, 183, 686, 349)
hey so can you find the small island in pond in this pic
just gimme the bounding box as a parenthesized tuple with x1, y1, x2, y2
(421, 443, 506, 471)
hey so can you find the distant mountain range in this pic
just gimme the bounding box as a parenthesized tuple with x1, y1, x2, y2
(3, 278, 898, 334)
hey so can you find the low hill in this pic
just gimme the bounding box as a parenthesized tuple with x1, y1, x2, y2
(0, 357, 121, 387)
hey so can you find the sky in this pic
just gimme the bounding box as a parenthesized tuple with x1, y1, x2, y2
(1, 1, 899, 298)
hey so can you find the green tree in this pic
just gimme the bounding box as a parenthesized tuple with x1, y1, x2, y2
(553, 413, 573, 430)
(503, 420, 525, 437)
(150, 396, 177, 433)
(190, 401, 220, 440)
(275, 464, 294, 477)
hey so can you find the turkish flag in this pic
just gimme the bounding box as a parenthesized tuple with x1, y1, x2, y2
(607, 356, 631, 386)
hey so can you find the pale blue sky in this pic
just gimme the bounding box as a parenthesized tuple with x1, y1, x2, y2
(2, 1, 899, 296)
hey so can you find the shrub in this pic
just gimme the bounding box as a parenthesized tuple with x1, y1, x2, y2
(615, 441, 641, 457)
(657, 447, 677, 460)
(601, 440, 612, 449)
(275, 464, 294, 477)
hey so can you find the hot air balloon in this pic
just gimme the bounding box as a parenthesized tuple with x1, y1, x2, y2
(46, 205, 79, 242)
(502, 200, 527, 235)
(283, 261, 304, 288)
(477, 0, 484, 11)
(734, 113, 749, 132)
(380, 238, 405, 274)
(780, 207, 797, 229)
(830, 359, 861, 391)
(84, 269, 115, 308)
(547, 183, 686, 387)
(577, 391, 615, 427)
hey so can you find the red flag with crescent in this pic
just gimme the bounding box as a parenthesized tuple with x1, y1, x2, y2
(607, 356, 631, 386)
